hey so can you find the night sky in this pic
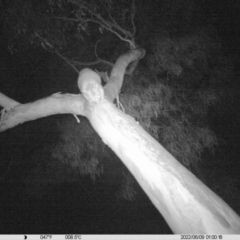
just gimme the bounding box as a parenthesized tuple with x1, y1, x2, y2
(0, 0, 240, 234)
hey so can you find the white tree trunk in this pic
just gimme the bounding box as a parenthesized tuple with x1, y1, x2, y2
(86, 98, 240, 234)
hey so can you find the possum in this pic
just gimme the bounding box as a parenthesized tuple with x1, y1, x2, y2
(78, 68, 104, 103)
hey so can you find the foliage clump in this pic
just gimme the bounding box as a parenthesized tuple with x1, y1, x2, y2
(52, 118, 104, 181)
(120, 27, 227, 169)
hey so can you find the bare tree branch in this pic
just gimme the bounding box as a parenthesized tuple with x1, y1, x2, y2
(48, 2, 136, 49)
(131, 0, 136, 37)
(53, 50, 79, 73)
(98, 0, 118, 26)
(72, 40, 114, 68)
(35, 32, 79, 72)
(85, 18, 135, 48)
(80, 1, 137, 49)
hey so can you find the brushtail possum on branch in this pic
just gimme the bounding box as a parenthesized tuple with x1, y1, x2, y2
(78, 68, 104, 103)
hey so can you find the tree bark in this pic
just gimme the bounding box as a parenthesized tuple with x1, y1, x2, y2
(0, 93, 86, 131)
(86, 98, 240, 234)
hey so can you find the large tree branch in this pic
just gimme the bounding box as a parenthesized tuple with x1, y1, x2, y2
(0, 48, 144, 131)
(0, 92, 20, 109)
(0, 93, 86, 132)
(104, 48, 145, 102)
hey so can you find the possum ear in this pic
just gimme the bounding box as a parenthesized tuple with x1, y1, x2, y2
(78, 68, 104, 103)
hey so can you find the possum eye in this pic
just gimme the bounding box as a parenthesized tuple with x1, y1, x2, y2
(78, 68, 104, 103)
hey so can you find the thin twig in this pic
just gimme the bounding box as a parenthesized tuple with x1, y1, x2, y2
(131, 0, 136, 37)
(53, 51, 79, 73)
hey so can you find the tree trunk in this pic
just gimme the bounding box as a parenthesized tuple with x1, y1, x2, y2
(85, 98, 240, 234)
